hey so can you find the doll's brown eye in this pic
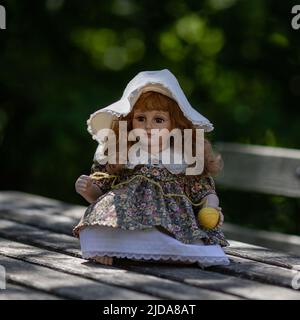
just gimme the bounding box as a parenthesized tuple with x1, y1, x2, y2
(155, 118, 164, 123)
(136, 116, 145, 121)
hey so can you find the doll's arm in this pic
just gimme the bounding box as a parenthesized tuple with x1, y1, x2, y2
(75, 160, 114, 204)
(187, 175, 224, 227)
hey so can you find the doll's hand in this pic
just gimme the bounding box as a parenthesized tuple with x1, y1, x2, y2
(216, 207, 224, 227)
(75, 175, 101, 203)
(75, 175, 93, 195)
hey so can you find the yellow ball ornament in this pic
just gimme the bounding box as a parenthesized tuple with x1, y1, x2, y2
(197, 207, 220, 229)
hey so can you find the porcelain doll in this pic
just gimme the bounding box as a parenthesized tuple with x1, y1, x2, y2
(73, 69, 230, 267)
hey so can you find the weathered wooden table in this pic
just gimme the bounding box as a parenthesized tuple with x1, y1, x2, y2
(0, 191, 300, 300)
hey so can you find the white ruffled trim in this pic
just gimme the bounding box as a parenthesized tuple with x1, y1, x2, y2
(82, 251, 230, 267)
(87, 109, 120, 141)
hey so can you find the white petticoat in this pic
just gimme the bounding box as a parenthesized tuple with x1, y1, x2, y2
(79, 225, 230, 267)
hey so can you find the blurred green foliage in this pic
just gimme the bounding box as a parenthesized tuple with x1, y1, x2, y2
(1, 0, 300, 234)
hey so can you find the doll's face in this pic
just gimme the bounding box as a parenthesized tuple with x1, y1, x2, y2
(132, 109, 172, 152)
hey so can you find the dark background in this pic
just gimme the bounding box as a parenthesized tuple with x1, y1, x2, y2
(1, 0, 300, 235)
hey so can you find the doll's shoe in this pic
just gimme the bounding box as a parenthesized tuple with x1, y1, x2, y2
(92, 255, 114, 266)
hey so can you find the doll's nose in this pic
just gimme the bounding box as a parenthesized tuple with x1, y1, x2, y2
(145, 121, 153, 130)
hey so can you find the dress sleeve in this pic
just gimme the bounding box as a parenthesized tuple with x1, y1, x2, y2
(90, 160, 115, 195)
(185, 175, 217, 205)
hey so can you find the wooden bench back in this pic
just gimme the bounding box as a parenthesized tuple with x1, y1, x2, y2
(214, 142, 300, 198)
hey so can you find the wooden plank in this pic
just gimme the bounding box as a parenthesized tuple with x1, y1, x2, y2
(0, 219, 81, 257)
(0, 283, 61, 300)
(215, 142, 300, 198)
(126, 255, 300, 292)
(211, 255, 300, 290)
(122, 264, 300, 300)
(223, 223, 300, 255)
(0, 199, 75, 235)
(226, 240, 300, 270)
(0, 254, 154, 300)
(1, 221, 300, 299)
(0, 191, 83, 234)
(0, 237, 239, 300)
(0, 191, 83, 219)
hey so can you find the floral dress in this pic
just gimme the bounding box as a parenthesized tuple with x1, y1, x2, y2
(73, 157, 230, 267)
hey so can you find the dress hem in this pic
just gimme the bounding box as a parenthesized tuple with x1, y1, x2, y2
(83, 251, 230, 267)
